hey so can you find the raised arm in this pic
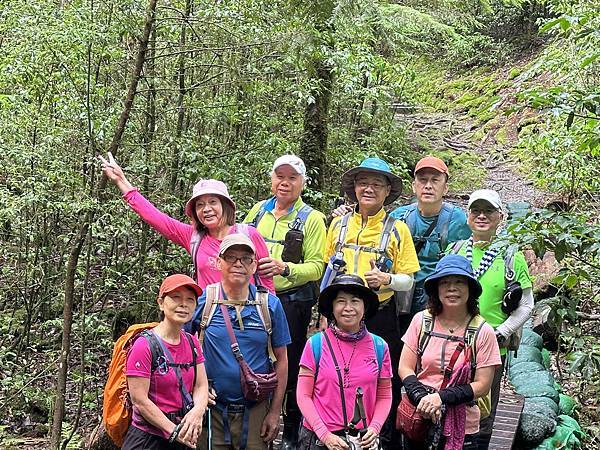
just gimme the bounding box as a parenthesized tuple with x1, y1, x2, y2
(99, 152, 134, 194)
(99, 152, 193, 250)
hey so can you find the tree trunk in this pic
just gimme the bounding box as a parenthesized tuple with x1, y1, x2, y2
(50, 216, 89, 449)
(50, 0, 158, 447)
(299, 59, 333, 194)
(170, 0, 192, 194)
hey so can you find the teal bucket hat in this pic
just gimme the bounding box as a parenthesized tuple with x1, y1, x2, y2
(341, 157, 403, 206)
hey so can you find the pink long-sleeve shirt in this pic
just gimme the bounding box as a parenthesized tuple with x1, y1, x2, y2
(123, 189, 275, 292)
(297, 329, 393, 439)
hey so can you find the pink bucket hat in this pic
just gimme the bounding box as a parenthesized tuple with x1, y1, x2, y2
(184, 179, 236, 218)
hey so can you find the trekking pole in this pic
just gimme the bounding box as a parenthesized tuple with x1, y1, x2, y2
(207, 380, 214, 450)
(207, 407, 212, 450)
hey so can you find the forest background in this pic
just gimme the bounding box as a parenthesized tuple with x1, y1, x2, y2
(0, 0, 598, 448)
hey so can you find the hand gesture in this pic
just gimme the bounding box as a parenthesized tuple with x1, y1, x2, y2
(208, 386, 217, 406)
(364, 260, 390, 290)
(322, 432, 349, 450)
(331, 204, 353, 218)
(98, 152, 134, 194)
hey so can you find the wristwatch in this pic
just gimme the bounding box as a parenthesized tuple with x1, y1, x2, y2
(281, 264, 290, 277)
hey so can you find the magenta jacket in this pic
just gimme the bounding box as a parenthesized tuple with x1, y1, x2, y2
(124, 189, 275, 292)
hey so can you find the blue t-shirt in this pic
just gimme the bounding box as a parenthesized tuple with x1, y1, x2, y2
(195, 285, 291, 404)
(390, 202, 471, 286)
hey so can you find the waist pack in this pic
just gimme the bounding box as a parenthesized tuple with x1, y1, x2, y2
(237, 357, 278, 403)
(220, 304, 277, 402)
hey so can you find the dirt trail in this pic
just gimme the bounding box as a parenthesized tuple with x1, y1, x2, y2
(395, 108, 547, 207)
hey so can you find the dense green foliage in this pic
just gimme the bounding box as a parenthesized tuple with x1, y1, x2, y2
(0, 0, 598, 448)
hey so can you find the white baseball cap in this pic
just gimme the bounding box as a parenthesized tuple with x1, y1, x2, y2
(271, 155, 306, 177)
(468, 189, 503, 210)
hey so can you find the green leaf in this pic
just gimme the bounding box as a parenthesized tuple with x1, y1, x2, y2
(539, 18, 568, 33)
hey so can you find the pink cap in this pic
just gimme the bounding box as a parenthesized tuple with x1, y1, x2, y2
(184, 179, 235, 218)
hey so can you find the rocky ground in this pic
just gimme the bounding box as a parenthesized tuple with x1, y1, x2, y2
(394, 108, 548, 206)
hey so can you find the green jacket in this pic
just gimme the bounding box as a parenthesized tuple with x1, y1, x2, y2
(244, 196, 326, 293)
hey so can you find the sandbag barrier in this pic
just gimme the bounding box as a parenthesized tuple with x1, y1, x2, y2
(507, 326, 583, 449)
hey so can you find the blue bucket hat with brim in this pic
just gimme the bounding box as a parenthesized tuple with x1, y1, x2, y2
(423, 254, 483, 299)
(341, 157, 403, 206)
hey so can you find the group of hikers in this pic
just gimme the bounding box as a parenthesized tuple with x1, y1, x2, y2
(99, 152, 533, 450)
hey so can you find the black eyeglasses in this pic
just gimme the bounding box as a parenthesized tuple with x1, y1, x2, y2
(221, 254, 255, 265)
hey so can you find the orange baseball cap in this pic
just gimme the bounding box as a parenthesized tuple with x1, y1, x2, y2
(414, 156, 449, 177)
(158, 274, 203, 299)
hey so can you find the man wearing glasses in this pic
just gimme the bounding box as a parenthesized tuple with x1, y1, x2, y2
(191, 233, 291, 450)
(450, 189, 533, 449)
(322, 157, 420, 450)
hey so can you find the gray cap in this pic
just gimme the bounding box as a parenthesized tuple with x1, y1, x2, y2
(219, 233, 256, 255)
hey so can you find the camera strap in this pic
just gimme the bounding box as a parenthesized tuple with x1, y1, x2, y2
(323, 331, 350, 430)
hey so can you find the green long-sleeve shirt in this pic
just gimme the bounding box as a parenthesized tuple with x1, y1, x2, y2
(244, 196, 326, 293)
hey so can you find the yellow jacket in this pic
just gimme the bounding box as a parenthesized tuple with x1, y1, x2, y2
(324, 208, 420, 302)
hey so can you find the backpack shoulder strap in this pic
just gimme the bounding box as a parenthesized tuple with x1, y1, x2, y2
(401, 203, 419, 232)
(183, 331, 198, 388)
(334, 212, 352, 254)
(235, 223, 251, 236)
(143, 330, 194, 408)
(290, 204, 314, 231)
(416, 311, 435, 374)
(504, 244, 518, 284)
(254, 290, 276, 362)
(449, 239, 466, 254)
(250, 200, 269, 228)
(464, 314, 486, 380)
(378, 213, 398, 254)
(198, 284, 220, 347)
(370, 333, 386, 374)
(309, 332, 324, 380)
(437, 203, 454, 252)
(140, 329, 162, 373)
(190, 229, 206, 281)
(418, 311, 435, 354)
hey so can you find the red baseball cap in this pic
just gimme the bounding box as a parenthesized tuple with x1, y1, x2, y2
(158, 274, 203, 299)
(414, 156, 449, 177)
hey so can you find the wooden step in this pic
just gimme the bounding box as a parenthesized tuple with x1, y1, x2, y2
(489, 389, 525, 450)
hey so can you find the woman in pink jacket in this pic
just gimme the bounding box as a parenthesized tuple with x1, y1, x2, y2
(99, 152, 274, 292)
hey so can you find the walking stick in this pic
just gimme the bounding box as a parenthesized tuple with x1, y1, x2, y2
(207, 381, 214, 450)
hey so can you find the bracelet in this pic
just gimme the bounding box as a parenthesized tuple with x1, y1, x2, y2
(169, 422, 183, 443)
